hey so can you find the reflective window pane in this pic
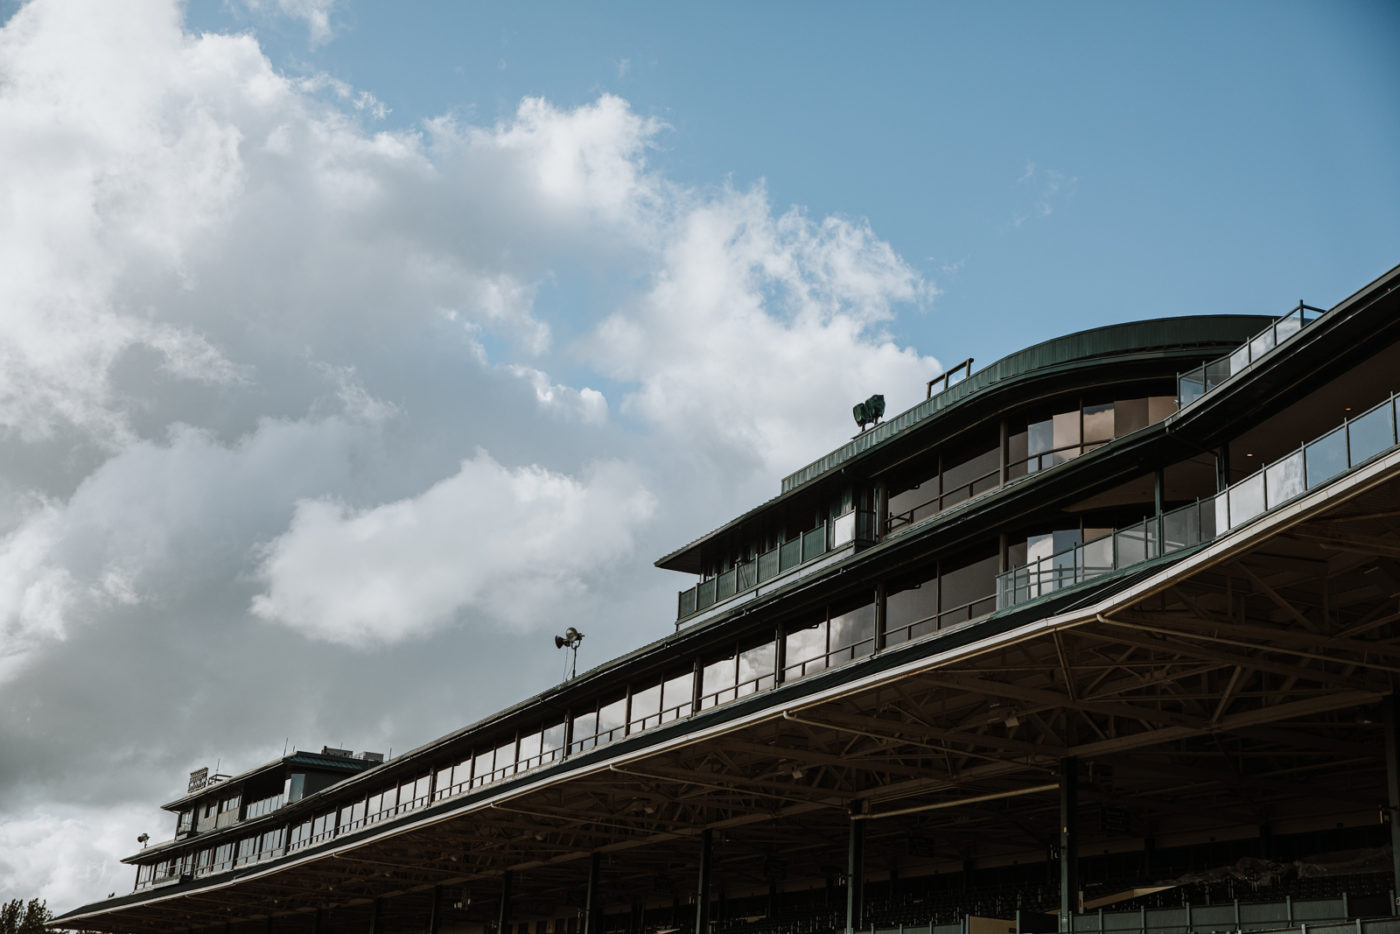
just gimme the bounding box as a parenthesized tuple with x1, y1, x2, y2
(1348, 402, 1396, 464)
(1228, 474, 1266, 527)
(701, 652, 737, 709)
(884, 566, 938, 645)
(784, 619, 828, 681)
(828, 597, 876, 665)
(1265, 449, 1304, 508)
(1305, 426, 1348, 488)
(629, 684, 661, 732)
(737, 642, 776, 696)
(661, 672, 693, 722)
(1052, 411, 1081, 464)
(1083, 403, 1114, 445)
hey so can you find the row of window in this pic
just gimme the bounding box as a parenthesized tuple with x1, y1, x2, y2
(137, 549, 1016, 889)
(886, 394, 1177, 534)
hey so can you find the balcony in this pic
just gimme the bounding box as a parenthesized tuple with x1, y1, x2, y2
(1178, 303, 1323, 408)
(676, 510, 875, 623)
(997, 392, 1400, 609)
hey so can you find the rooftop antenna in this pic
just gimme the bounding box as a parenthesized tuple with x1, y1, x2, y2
(554, 627, 585, 680)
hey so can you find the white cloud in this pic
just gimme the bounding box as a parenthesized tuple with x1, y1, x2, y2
(0, 802, 151, 909)
(252, 454, 655, 647)
(243, 0, 339, 48)
(0, 0, 937, 909)
(592, 186, 939, 475)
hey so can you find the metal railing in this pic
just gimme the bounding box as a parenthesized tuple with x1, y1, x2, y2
(677, 510, 875, 621)
(1178, 302, 1324, 408)
(997, 392, 1400, 609)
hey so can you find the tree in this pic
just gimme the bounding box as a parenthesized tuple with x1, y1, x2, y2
(0, 899, 51, 934)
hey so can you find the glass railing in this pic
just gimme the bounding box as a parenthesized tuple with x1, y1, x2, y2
(1178, 303, 1324, 407)
(676, 510, 875, 621)
(997, 392, 1399, 609)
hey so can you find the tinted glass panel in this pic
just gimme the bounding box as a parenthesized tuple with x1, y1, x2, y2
(1349, 403, 1395, 464)
(737, 641, 776, 695)
(784, 619, 828, 680)
(661, 672, 693, 721)
(1305, 427, 1348, 488)
(1083, 403, 1114, 445)
(1115, 398, 1148, 437)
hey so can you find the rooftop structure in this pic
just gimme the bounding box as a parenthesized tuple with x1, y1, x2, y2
(51, 262, 1400, 934)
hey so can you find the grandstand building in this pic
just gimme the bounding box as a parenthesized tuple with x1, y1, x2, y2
(52, 263, 1400, 934)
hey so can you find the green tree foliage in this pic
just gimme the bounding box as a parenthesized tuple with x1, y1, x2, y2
(0, 898, 51, 934)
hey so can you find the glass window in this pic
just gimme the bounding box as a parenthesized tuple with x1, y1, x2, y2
(259, 827, 284, 859)
(311, 811, 335, 841)
(365, 790, 385, 821)
(942, 444, 999, 505)
(287, 820, 312, 852)
(784, 617, 828, 681)
(1114, 398, 1148, 437)
(1052, 410, 1081, 464)
(737, 641, 776, 696)
(701, 652, 737, 709)
(940, 550, 998, 624)
(828, 596, 876, 664)
(629, 683, 662, 733)
(541, 722, 566, 763)
(885, 565, 938, 645)
(1083, 403, 1114, 445)
(598, 697, 627, 743)
(434, 765, 454, 800)
(236, 836, 257, 867)
(1027, 418, 1053, 471)
(492, 742, 517, 781)
(339, 800, 361, 830)
(518, 729, 543, 770)
(472, 749, 495, 787)
(661, 672, 693, 722)
(570, 710, 598, 753)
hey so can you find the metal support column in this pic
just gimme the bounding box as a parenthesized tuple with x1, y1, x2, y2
(497, 870, 513, 933)
(1384, 696, 1400, 914)
(368, 898, 381, 934)
(1060, 757, 1079, 932)
(846, 817, 865, 932)
(695, 828, 712, 934)
(428, 885, 441, 934)
(584, 852, 602, 934)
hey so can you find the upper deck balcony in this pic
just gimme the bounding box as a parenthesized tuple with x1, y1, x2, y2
(667, 314, 1274, 627)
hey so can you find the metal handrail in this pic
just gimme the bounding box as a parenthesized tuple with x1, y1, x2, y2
(997, 391, 1399, 609)
(1178, 302, 1324, 408)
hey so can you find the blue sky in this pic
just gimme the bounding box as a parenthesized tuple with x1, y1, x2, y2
(187, 0, 1400, 365)
(1, 0, 1397, 906)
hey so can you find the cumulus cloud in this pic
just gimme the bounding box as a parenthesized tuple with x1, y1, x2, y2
(593, 186, 938, 475)
(252, 454, 655, 647)
(0, 0, 937, 908)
